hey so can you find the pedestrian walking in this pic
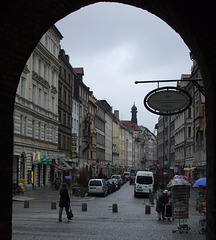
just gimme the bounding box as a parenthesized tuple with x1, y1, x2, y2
(156, 189, 169, 220)
(58, 183, 72, 222)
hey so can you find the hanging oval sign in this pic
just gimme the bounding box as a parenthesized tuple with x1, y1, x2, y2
(144, 86, 192, 115)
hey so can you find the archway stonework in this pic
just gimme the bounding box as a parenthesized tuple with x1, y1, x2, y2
(1, 1, 215, 239)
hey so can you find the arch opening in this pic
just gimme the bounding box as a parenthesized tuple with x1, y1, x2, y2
(0, 1, 215, 239)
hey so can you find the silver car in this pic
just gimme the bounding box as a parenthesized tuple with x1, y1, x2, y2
(87, 179, 108, 197)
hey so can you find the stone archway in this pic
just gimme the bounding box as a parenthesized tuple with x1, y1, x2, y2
(1, 1, 216, 239)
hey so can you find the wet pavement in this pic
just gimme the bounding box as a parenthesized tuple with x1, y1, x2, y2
(12, 183, 206, 240)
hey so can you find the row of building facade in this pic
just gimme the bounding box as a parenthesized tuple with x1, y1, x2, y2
(157, 53, 206, 181)
(13, 25, 157, 190)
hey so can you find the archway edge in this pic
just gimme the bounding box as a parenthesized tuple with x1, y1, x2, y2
(1, 1, 216, 240)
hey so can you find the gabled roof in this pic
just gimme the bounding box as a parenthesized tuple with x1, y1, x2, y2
(120, 121, 141, 132)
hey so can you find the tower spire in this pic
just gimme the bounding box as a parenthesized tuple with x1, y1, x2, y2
(131, 103, 138, 124)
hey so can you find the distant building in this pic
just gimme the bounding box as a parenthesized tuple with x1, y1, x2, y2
(13, 26, 63, 189)
(157, 115, 175, 178)
(99, 100, 114, 177)
(95, 101, 106, 175)
(87, 92, 97, 177)
(175, 54, 206, 178)
(58, 49, 74, 160)
(121, 103, 156, 172)
(73, 68, 90, 172)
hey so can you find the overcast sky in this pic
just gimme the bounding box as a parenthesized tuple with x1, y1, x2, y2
(56, 2, 192, 133)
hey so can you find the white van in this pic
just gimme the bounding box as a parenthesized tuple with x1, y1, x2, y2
(134, 171, 154, 197)
(88, 179, 108, 197)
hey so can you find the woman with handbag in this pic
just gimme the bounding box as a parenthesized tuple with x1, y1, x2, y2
(58, 183, 73, 222)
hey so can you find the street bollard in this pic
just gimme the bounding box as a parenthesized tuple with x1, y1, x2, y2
(24, 200, 29, 208)
(145, 205, 151, 214)
(112, 204, 118, 213)
(82, 203, 87, 211)
(51, 201, 56, 209)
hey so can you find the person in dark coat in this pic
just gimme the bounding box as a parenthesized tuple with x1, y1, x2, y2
(58, 183, 71, 222)
(156, 189, 169, 220)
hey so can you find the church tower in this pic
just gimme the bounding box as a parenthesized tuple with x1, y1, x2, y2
(131, 103, 138, 124)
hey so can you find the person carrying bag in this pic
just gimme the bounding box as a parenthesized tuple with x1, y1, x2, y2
(58, 183, 73, 222)
(68, 205, 73, 219)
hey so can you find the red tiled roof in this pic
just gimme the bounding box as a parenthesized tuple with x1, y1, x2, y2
(73, 67, 84, 75)
(120, 121, 141, 132)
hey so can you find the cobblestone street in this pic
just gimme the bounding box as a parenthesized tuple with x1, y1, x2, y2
(12, 183, 206, 240)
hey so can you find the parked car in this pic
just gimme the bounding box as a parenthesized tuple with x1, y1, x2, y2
(107, 179, 116, 193)
(111, 174, 123, 185)
(124, 171, 130, 181)
(88, 179, 108, 197)
(129, 175, 135, 185)
(111, 178, 121, 190)
(121, 174, 127, 184)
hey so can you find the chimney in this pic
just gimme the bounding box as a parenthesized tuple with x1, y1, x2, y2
(65, 54, 70, 63)
(114, 110, 119, 119)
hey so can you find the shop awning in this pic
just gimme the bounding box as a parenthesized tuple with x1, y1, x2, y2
(40, 156, 52, 165)
(52, 164, 67, 172)
(58, 157, 73, 170)
(184, 167, 197, 171)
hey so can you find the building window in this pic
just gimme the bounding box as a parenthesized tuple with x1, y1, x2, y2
(53, 43, 56, 57)
(44, 124, 47, 141)
(74, 119, 76, 129)
(63, 89, 66, 103)
(23, 117, 27, 136)
(52, 127, 56, 143)
(32, 54, 36, 71)
(188, 107, 192, 118)
(68, 93, 71, 107)
(20, 116, 27, 136)
(74, 102, 76, 114)
(44, 92, 47, 109)
(52, 71, 55, 86)
(52, 97, 55, 112)
(20, 115, 23, 135)
(188, 126, 191, 138)
(38, 88, 42, 106)
(45, 35, 48, 49)
(58, 134, 61, 148)
(63, 113, 66, 125)
(59, 110, 62, 122)
(67, 137, 70, 150)
(20, 77, 26, 98)
(38, 122, 41, 139)
(68, 115, 70, 128)
(32, 120, 35, 138)
(44, 65, 47, 80)
(59, 84, 62, 100)
(32, 84, 36, 103)
(38, 59, 41, 76)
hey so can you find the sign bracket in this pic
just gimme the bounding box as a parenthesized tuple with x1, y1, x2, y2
(135, 78, 205, 96)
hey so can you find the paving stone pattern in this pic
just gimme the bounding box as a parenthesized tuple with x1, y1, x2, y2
(12, 184, 206, 240)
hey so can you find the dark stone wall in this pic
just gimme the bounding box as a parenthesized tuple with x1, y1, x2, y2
(0, 1, 215, 239)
